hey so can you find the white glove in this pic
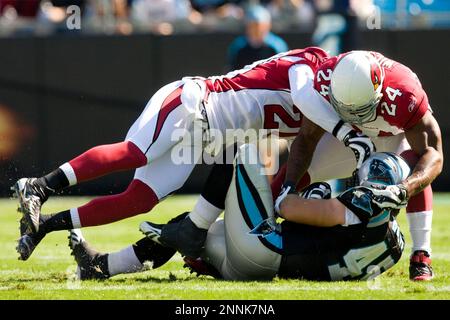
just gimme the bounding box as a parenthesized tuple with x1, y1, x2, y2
(274, 182, 296, 216)
(333, 120, 376, 169)
(301, 182, 332, 200)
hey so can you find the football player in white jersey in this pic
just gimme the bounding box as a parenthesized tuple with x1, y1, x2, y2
(13, 47, 376, 262)
(277, 51, 442, 280)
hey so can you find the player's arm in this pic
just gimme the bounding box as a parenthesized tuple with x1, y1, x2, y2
(285, 116, 324, 187)
(404, 111, 443, 197)
(279, 196, 346, 227)
(279, 183, 392, 227)
(286, 64, 376, 187)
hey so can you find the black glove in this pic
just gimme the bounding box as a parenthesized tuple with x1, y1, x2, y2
(333, 120, 376, 169)
(301, 182, 332, 200)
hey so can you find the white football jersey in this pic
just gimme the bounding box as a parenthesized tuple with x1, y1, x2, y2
(189, 47, 329, 141)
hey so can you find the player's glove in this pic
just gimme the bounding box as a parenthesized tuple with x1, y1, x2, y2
(301, 182, 332, 200)
(332, 120, 376, 170)
(274, 181, 297, 216)
(337, 185, 407, 223)
(369, 184, 409, 209)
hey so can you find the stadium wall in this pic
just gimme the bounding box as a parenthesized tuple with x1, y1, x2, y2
(0, 30, 449, 195)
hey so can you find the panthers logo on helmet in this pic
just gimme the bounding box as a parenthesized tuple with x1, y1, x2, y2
(358, 152, 411, 188)
(367, 159, 395, 186)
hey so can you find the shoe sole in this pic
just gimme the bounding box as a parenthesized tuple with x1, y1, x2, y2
(411, 275, 434, 281)
(12, 179, 39, 234)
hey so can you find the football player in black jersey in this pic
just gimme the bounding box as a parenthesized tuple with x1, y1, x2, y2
(69, 145, 408, 281)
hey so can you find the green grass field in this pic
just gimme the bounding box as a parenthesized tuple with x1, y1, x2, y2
(0, 195, 449, 300)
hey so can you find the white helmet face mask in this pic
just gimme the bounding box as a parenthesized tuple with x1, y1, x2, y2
(329, 51, 384, 125)
(358, 152, 411, 188)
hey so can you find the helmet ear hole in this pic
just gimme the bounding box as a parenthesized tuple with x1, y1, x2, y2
(358, 152, 411, 187)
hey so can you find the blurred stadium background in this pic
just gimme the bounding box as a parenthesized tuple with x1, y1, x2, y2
(0, 0, 449, 197)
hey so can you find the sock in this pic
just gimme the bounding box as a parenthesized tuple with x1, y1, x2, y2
(32, 170, 67, 201)
(41, 168, 70, 191)
(59, 163, 78, 186)
(201, 164, 234, 209)
(132, 237, 177, 269)
(188, 164, 233, 230)
(407, 211, 432, 255)
(133, 238, 157, 264)
(189, 196, 223, 230)
(68, 141, 147, 184)
(405, 183, 433, 255)
(77, 179, 158, 227)
(40, 210, 73, 233)
(107, 245, 144, 276)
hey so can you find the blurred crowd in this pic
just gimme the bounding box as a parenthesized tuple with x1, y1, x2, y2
(0, 0, 380, 36)
(1, 0, 449, 37)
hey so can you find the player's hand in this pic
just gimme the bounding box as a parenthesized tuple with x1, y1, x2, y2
(333, 121, 376, 169)
(369, 184, 409, 209)
(301, 182, 332, 200)
(274, 181, 297, 216)
(343, 130, 376, 169)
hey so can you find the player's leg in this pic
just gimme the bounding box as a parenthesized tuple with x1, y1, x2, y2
(17, 145, 199, 261)
(219, 143, 282, 280)
(373, 134, 434, 281)
(72, 164, 231, 279)
(181, 219, 228, 279)
(139, 145, 282, 279)
(147, 142, 235, 258)
(152, 162, 234, 258)
(69, 213, 189, 280)
(183, 144, 283, 280)
(14, 80, 187, 235)
(399, 149, 434, 281)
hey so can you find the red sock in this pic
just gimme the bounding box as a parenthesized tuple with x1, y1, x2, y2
(69, 141, 147, 184)
(270, 164, 311, 201)
(77, 180, 159, 227)
(407, 185, 433, 212)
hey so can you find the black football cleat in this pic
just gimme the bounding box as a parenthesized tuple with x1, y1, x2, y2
(12, 178, 48, 235)
(68, 229, 110, 281)
(410, 250, 434, 281)
(140, 212, 207, 259)
(16, 231, 45, 261)
(183, 256, 223, 279)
